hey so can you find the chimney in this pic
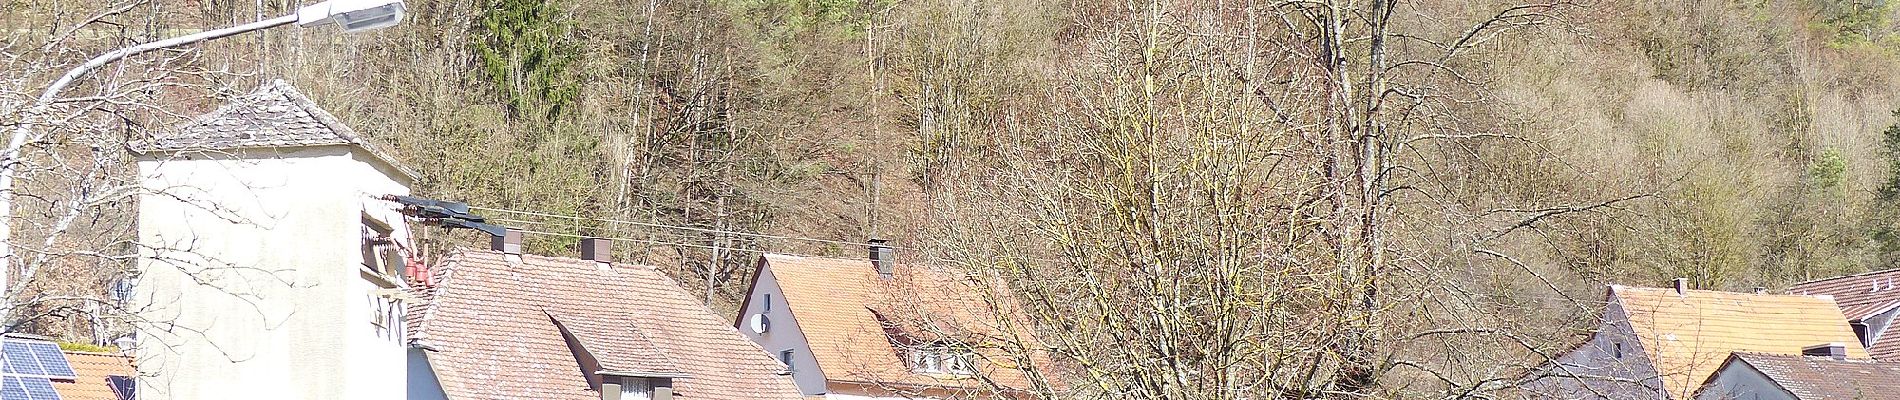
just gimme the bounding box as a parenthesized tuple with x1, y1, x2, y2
(1673, 278, 1689, 296)
(868, 239, 894, 278)
(1753, 286, 1766, 294)
(491, 229, 523, 262)
(1802, 343, 1847, 359)
(580, 237, 611, 271)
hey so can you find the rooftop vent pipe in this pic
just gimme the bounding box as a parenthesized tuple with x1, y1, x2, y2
(580, 237, 611, 270)
(491, 229, 523, 262)
(869, 239, 894, 278)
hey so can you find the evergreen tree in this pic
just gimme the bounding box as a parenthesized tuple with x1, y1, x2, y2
(475, 0, 581, 122)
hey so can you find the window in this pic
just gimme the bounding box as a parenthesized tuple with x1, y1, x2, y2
(908, 342, 976, 375)
(360, 216, 402, 279)
(763, 294, 773, 312)
(361, 215, 405, 343)
(1612, 342, 1622, 359)
(779, 349, 795, 371)
(621, 378, 654, 400)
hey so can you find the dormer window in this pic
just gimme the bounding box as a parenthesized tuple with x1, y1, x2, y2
(907, 342, 975, 375)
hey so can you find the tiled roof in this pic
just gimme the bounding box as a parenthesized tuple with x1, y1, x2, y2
(52, 351, 134, 400)
(1611, 286, 1869, 399)
(411, 249, 801, 400)
(760, 254, 1051, 394)
(133, 79, 418, 180)
(1714, 352, 1900, 399)
(1790, 268, 1900, 360)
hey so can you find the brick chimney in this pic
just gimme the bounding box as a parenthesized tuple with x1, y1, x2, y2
(580, 237, 611, 271)
(1801, 343, 1847, 359)
(868, 239, 894, 278)
(491, 229, 523, 262)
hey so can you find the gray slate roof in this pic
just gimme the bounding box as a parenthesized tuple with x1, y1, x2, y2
(1711, 352, 1900, 399)
(136, 79, 418, 180)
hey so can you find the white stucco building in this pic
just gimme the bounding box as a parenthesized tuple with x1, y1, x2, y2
(130, 80, 418, 399)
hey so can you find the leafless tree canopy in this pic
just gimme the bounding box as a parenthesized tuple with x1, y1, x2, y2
(8, 0, 1900, 397)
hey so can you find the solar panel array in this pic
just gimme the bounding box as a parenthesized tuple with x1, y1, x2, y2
(0, 339, 72, 400)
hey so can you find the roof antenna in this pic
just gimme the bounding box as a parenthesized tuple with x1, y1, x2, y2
(382, 195, 507, 237)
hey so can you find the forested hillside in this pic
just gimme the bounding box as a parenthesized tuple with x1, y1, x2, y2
(7, 0, 1900, 397)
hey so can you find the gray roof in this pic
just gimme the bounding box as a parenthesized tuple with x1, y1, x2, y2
(1705, 352, 1900, 399)
(136, 80, 418, 180)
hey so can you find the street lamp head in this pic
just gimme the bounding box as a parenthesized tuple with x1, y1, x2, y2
(297, 0, 407, 32)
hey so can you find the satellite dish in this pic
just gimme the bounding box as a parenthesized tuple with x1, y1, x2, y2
(749, 314, 771, 334)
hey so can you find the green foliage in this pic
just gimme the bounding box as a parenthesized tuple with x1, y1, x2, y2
(1877, 110, 1900, 200)
(1814, 0, 1892, 46)
(474, 0, 582, 122)
(1867, 110, 1900, 265)
(1810, 147, 1848, 191)
(57, 341, 113, 353)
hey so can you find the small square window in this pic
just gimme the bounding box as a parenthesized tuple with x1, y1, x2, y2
(780, 349, 795, 369)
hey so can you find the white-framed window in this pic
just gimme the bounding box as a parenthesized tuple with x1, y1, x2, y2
(908, 342, 975, 375)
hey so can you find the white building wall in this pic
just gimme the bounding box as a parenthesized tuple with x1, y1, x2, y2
(1695, 362, 1792, 400)
(736, 265, 827, 395)
(134, 146, 412, 400)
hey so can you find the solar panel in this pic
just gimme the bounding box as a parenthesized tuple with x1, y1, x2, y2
(0, 375, 58, 400)
(0, 377, 25, 400)
(0, 343, 43, 377)
(12, 376, 57, 400)
(0, 339, 70, 400)
(22, 343, 70, 378)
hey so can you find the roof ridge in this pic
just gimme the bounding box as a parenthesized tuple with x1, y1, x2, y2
(1790, 267, 1900, 287)
(1733, 350, 1886, 363)
(1615, 285, 1836, 300)
(56, 350, 130, 357)
(268, 80, 357, 142)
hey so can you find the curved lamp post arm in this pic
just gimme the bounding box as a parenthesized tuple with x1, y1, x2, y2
(34, 14, 298, 106)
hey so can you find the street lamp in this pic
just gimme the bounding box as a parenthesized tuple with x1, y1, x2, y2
(0, 0, 407, 314)
(297, 0, 408, 32)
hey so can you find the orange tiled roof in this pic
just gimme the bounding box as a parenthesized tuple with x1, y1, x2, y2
(1612, 286, 1868, 399)
(1789, 268, 1900, 360)
(51, 351, 133, 400)
(760, 254, 1051, 395)
(412, 249, 802, 400)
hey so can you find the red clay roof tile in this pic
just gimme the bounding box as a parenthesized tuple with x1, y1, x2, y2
(413, 249, 801, 400)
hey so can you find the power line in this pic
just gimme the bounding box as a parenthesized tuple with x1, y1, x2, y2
(471, 205, 908, 250)
(509, 228, 775, 255)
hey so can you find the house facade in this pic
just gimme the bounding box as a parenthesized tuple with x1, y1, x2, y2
(1790, 268, 1900, 360)
(130, 80, 419, 399)
(405, 241, 802, 400)
(1523, 282, 1869, 399)
(733, 244, 1052, 399)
